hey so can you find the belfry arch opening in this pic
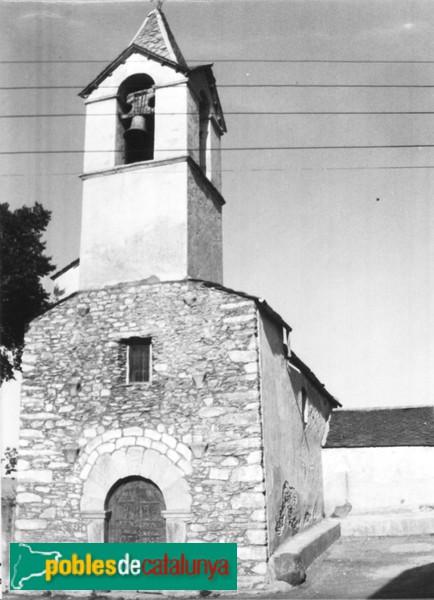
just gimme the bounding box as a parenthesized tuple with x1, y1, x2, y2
(117, 74, 155, 165)
(104, 476, 166, 543)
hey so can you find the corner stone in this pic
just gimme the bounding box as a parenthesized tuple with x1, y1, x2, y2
(16, 493, 42, 503)
(209, 468, 230, 480)
(15, 470, 53, 484)
(228, 350, 257, 363)
(15, 519, 48, 530)
(231, 465, 263, 483)
(247, 529, 267, 545)
(231, 492, 265, 510)
(237, 546, 267, 561)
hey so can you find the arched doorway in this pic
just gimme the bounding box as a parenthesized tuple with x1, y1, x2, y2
(80, 440, 192, 543)
(105, 476, 166, 543)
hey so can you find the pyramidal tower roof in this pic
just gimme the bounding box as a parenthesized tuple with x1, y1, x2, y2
(131, 8, 188, 69)
(80, 8, 190, 98)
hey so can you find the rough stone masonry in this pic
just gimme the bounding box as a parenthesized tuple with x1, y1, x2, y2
(15, 279, 270, 589)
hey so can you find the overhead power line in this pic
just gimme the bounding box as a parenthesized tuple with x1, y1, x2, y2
(2, 111, 434, 118)
(3, 145, 434, 155)
(222, 84, 434, 88)
(3, 59, 434, 64)
(3, 84, 434, 90)
(4, 165, 434, 177)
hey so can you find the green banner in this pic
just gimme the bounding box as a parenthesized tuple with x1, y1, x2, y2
(10, 543, 237, 591)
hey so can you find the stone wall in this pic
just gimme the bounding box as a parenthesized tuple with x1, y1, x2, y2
(15, 280, 268, 589)
(258, 312, 332, 555)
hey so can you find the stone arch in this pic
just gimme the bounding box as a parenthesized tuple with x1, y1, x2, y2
(78, 427, 192, 543)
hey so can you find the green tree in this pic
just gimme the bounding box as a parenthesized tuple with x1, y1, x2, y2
(0, 203, 55, 383)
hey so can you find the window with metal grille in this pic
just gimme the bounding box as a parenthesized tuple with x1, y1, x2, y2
(126, 338, 152, 383)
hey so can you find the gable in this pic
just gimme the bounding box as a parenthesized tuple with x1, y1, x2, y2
(79, 46, 188, 100)
(80, 9, 189, 99)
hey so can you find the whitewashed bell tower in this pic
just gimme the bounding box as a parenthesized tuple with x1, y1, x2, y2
(78, 8, 226, 290)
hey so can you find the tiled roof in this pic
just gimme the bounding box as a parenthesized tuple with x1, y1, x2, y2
(132, 9, 187, 68)
(80, 8, 190, 98)
(325, 406, 434, 447)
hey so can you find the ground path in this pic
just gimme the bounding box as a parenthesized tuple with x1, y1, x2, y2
(285, 534, 434, 599)
(5, 535, 434, 600)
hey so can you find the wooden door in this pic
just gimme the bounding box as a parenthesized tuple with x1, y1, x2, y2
(105, 477, 166, 543)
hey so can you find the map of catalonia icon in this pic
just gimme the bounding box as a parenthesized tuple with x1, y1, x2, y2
(11, 543, 62, 590)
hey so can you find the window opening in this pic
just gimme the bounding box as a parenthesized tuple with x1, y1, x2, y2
(122, 337, 152, 383)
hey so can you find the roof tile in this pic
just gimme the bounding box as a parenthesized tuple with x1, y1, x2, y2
(132, 9, 187, 68)
(326, 407, 434, 447)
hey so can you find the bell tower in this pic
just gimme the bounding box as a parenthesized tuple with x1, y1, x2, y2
(78, 8, 226, 290)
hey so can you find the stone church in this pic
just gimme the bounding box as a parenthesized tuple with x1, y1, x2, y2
(14, 7, 339, 591)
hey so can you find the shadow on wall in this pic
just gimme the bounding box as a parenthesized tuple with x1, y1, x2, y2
(369, 562, 434, 599)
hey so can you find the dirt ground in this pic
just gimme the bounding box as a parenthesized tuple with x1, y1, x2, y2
(5, 535, 434, 600)
(286, 534, 434, 599)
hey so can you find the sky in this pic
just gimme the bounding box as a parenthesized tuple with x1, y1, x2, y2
(1, 0, 434, 409)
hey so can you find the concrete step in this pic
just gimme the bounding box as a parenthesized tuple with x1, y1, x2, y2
(340, 511, 434, 537)
(268, 518, 341, 587)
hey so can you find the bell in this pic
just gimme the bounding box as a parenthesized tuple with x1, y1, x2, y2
(124, 115, 148, 144)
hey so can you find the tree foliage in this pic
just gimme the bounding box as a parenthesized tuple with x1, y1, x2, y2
(0, 203, 55, 383)
(1, 447, 18, 475)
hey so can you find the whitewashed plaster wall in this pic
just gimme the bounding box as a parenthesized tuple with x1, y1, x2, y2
(79, 161, 188, 289)
(52, 263, 80, 301)
(83, 54, 189, 173)
(323, 446, 434, 515)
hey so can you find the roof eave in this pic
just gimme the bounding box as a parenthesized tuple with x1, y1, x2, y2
(189, 64, 227, 134)
(194, 281, 338, 407)
(204, 67, 227, 133)
(51, 258, 80, 281)
(290, 351, 342, 408)
(193, 279, 291, 332)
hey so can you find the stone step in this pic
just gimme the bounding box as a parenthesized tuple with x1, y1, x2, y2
(340, 511, 434, 537)
(269, 518, 341, 586)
